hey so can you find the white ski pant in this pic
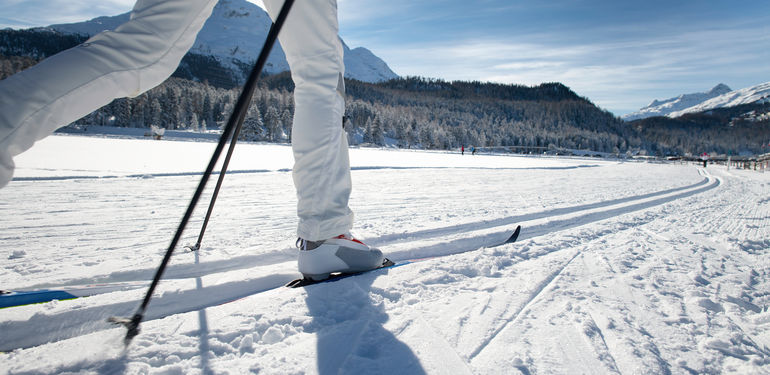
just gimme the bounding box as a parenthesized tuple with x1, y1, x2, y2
(263, 0, 353, 241)
(0, 0, 353, 241)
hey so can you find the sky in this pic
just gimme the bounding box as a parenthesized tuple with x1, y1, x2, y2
(1, 0, 769, 116)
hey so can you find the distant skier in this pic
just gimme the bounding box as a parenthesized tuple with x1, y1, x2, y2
(0, 0, 384, 281)
(471, 146, 476, 155)
(461, 145, 465, 155)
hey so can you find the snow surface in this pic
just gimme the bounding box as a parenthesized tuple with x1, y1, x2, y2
(2, 131, 770, 374)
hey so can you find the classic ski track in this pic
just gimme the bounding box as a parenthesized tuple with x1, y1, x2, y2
(373, 175, 712, 247)
(11, 174, 715, 292)
(19, 249, 297, 292)
(1, 171, 722, 351)
(384, 171, 719, 262)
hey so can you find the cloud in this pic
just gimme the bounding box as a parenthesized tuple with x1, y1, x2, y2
(4, 0, 766, 116)
(370, 17, 770, 115)
(1, 0, 134, 28)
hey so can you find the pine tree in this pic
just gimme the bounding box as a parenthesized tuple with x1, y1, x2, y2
(190, 112, 200, 132)
(371, 116, 385, 145)
(149, 98, 162, 128)
(240, 104, 264, 141)
(407, 120, 419, 148)
(281, 109, 292, 141)
(162, 87, 180, 129)
(111, 98, 131, 128)
(264, 106, 281, 142)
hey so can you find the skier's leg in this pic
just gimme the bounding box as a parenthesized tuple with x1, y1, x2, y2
(0, 0, 219, 188)
(263, 0, 383, 279)
(263, 0, 352, 241)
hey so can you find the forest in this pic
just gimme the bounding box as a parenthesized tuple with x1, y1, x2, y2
(629, 103, 770, 156)
(2, 28, 768, 156)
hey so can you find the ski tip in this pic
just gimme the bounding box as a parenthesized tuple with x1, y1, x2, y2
(505, 225, 521, 244)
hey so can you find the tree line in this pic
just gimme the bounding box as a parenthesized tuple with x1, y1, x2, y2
(630, 103, 770, 156)
(2, 28, 768, 156)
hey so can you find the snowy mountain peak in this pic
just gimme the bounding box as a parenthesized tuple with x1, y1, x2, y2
(48, 0, 398, 83)
(668, 81, 770, 118)
(623, 84, 733, 121)
(708, 83, 732, 95)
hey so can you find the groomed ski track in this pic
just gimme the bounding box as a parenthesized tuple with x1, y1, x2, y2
(1, 170, 720, 352)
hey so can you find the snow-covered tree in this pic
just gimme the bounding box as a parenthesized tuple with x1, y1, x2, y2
(240, 104, 264, 141)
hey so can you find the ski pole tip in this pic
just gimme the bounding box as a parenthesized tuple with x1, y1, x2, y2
(108, 313, 143, 346)
(183, 243, 200, 252)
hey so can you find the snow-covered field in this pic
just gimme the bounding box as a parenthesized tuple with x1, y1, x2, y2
(1, 132, 769, 374)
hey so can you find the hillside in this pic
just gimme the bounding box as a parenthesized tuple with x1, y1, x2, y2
(2, 28, 767, 156)
(629, 103, 770, 156)
(668, 81, 770, 118)
(0, 27, 643, 155)
(46, 0, 398, 85)
(258, 73, 639, 153)
(622, 84, 732, 121)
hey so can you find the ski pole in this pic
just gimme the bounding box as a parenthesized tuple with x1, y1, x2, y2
(185, 103, 239, 252)
(109, 0, 295, 346)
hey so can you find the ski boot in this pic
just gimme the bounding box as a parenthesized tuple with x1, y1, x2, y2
(296, 233, 384, 281)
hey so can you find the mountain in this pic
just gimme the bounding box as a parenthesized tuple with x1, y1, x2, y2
(667, 81, 770, 118)
(622, 84, 732, 121)
(47, 0, 398, 84)
(627, 81, 770, 156)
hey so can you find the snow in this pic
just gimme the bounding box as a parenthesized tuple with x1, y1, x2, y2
(624, 81, 770, 120)
(668, 81, 770, 118)
(622, 84, 732, 121)
(2, 131, 769, 374)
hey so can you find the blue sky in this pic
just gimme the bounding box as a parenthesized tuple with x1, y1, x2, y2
(2, 0, 769, 116)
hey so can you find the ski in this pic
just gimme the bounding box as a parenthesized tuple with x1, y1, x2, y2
(286, 225, 521, 288)
(0, 281, 147, 309)
(0, 290, 78, 309)
(285, 258, 397, 288)
(1, 226, 522, 307)
(503, 224, 521, 244)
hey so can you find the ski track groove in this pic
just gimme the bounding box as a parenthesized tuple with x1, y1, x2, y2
(20, 249, 296, 291)
(465, 211, 683, 373)
(372, 176, 711, 247)
(0, 170, 724, 352)
(583, 311, 622, 374)
(467, 250, 582, 361)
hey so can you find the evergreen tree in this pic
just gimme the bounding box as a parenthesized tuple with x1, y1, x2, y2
(162, 87, 180, 129)
(264, 106, 281, 142)
(240, 104, 264, 141)
(281, 109, 293, 141)
(190, 112, 200, 132)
